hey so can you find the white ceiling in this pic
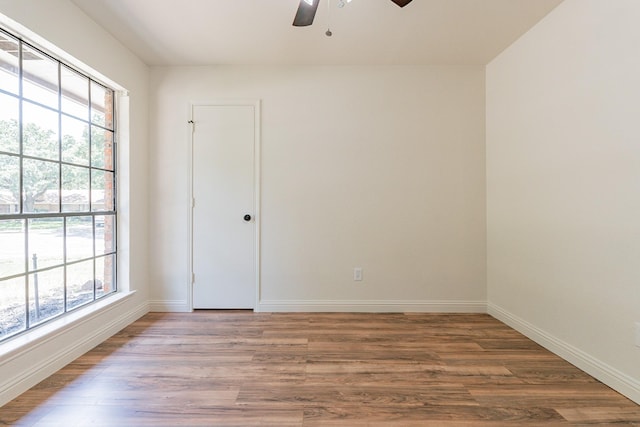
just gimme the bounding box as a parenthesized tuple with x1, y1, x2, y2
(70, 0, 563, 66)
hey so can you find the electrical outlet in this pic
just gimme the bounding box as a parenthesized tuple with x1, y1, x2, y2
(635, 322, 640, 348)
(353, 268, 363, 281)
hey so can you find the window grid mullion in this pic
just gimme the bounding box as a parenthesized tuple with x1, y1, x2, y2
(18, 37, 30, 331)
(57, 61, 68, 315)
(24, 220, 30, 330)
(88, 79, 93, 213)
(18, 38, 24, 215)
(57, 61, 62, 215)
(62, 218, 68, 314)
(92, 216, 96, 301)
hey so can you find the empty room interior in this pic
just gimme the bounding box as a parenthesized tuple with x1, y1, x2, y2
(0, 0, 639, 424)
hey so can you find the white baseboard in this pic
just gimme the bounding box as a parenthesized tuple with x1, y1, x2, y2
(488, 302, 640, 406)
(147, 298, 486, 313)
(148, 299, 191, 312)
(257, 299, 487, 313)
(0, 297, 149, 407)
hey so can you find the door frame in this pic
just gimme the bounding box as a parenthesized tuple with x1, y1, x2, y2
(187, 100, 261, 311)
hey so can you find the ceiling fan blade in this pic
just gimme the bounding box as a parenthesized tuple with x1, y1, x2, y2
(293, 0, 320, 27)
(390, 0, 413, 7)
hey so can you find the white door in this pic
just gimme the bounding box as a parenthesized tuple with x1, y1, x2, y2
(191, 104, 257, 309)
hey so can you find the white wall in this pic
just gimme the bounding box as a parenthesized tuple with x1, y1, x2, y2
(149, 65, 486, 312)
(0, 0, 150, 406)
(487, 0, 640, 403)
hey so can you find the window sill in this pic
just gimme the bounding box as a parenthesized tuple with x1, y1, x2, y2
(0, 290, 136, 364)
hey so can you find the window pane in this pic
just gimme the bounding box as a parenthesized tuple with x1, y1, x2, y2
(90, 82, 113, 130)
(28, 267, 64, 326)
(91, 170, 114, 211)
(23, 158, 59, 213)
(91, 126, 114, 170)
(95, 254, 115, 297)
(67, 260, 94, 311)
(95, 214, 115, 255)
(22, 45, 59, 109)
(62, 165, 89, 212)
(0, 27, 117, 343)
(61, 65, 89, 120)
(0, 31, 20, 95)
(28, 218, 63, 271)
(23, 102, 59, 161)
(0, 154, 19, 214)
(0, 277, 26, 340)
(0, 93, 19, 154)
(66, 216, 93, 262)
(0, 219, 25, 278)
(61, 115, 89, 166)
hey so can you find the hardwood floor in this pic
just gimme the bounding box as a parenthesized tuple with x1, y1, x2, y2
(1, 312, 639, 426)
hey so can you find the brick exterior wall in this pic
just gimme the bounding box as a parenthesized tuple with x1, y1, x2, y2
(102, 90, 114, 293)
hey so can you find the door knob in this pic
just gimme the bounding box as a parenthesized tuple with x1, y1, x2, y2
(243, 214, 252, 222)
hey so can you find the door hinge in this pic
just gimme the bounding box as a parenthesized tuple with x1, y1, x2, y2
(192, 272, 195, 284)
(192, 198, 195, 208)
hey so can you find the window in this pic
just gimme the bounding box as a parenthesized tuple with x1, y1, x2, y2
(0, 27, 117, 342)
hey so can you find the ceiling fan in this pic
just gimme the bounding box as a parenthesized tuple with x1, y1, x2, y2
(293, 0, 413, 27)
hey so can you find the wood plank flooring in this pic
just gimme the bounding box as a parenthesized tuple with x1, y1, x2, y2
(1, 312, 639, 426)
